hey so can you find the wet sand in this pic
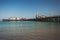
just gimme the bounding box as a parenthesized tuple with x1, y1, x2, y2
(0, 30, 60, 40)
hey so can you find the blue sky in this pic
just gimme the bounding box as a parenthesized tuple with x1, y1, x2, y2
(0, 0, 60, 19)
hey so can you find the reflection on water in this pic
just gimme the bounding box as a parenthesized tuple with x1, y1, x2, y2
(0, 21, 60, 40)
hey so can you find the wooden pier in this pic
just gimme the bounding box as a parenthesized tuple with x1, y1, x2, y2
(2, 16, 60, 22)
(35, 16, 60, 22)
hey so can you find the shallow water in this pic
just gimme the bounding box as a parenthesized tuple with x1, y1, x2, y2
(0, 21, 60, 40)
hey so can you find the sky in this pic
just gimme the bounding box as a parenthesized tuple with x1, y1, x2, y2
(0, 0, 60, 19)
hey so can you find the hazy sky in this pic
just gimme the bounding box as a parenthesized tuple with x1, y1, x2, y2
(0, 0, 60, 19)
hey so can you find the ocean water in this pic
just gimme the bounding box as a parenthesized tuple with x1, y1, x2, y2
(0, 21, 60, 40)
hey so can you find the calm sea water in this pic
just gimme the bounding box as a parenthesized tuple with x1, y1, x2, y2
(0, 21, 60, 40)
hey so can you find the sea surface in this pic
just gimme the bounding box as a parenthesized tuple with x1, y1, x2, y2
(0, 21, 60, 40)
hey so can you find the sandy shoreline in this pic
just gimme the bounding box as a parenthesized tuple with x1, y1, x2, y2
(0, 30, 60, 40)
